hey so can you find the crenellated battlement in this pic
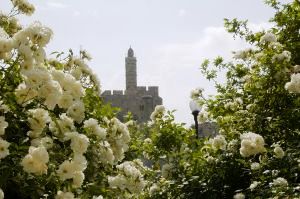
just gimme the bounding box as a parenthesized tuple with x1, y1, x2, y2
(113, 90, 123, 95)
(148, 86, 159, 96)
(102, 90, 112, 95)
(103, 86, 159, 97)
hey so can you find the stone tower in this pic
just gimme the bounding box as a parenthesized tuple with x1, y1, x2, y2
(101, 47, 163, 123)
(125, 47, 137, 91)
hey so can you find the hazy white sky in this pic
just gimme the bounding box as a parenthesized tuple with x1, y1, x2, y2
(1, 0, 281, 124)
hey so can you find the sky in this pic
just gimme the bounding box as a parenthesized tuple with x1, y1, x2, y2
(0, 0, 283, 124)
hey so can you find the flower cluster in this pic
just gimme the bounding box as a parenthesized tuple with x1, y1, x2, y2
(161, 163, 172, 178)
(149, 183, 160, 196)
(271, 50, 291, 62)
(0, 116, 8, 135)
(0, 113, 9, 161)
(206, 135, 227, 151)
(0, 28, 14, 60)
(250, 162, 260, 170)
(233, 48, 252, 60)
(0, 138, 10, 159)
(240, 132, 266, 157)
(150, 105, 165, 121)
(233, 193, 245, 199)
(272, 177, 288, 187)
(97, 140, 115, 165)
(0, 188, 3, 199)
(0, 100, 9, 113)
(108, 160, 146, 194)
(106, 117, 131, 162)
(21, 146, 49, 175)
(190, 87, 204, 100)
(64, 51, 101, 94)
(84, 118, 107, 139)
(27, 108, 51, 138)
(224, 98, 243, 112)
(57, 154, 87, 188)
(0, 13, 21, 36)
(273, 145, 285, 159)
(249, 181, 260, 191)
(197, 109, 209, 123)
(285, 72, 300, 93)
(260, 32, 277, 43)
(11, 0, 35, 16)
(211, 135, 227, 150)
(55, 191, 75, 199)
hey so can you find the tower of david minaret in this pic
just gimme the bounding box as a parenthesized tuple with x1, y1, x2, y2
(125, 47, 137, 93)
(101, 47, 163, 123)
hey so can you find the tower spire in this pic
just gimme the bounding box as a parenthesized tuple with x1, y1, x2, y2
(128, 46, 134, 57)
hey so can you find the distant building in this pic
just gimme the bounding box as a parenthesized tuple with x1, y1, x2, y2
(198, 122, 218, 138)
(101, 47, 163, 123)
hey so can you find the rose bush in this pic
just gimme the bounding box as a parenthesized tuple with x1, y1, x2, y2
(0, 0, 146, 198)
(129, 0, 299, 198)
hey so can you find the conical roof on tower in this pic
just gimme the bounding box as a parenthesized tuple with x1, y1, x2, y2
(128, 46, 134, 57)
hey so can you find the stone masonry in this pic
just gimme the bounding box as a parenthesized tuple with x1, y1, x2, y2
(101, 47, 163, 123)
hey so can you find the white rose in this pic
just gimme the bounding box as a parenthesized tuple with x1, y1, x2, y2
(212, 135, 227, 150)
(70, 133, 89, 154)
(57, 160, 78, 181)
(250, 162, 260, 170)
(249, 181, 260, 191)
(0, 188, 4, 199)
(240, 132, 266, 157)
(0, 138, 10, 159)
(233, 193, 245, 199)
(274, 146, 285, 159)
(55, 191, 75, 199)
(0, 116, 8, 135)
(21, 146, 49, 175)
(272, 177, 288, 187)
(67, 101, 85, 123)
